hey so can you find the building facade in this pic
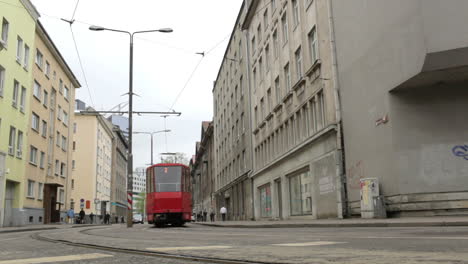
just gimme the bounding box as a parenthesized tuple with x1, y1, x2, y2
(0, 0, 39, 227)
(331, 0, 468, 216)
(191, 122, 215, 216)
(212, 2, 254, 221)
(23, 21, 80, 225)
(71, 107, 114, 218)
(132, 166, 146, 215)
(110, 127, 127, 220)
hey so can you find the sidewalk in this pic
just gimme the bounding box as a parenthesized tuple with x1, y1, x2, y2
(193, 216, 468, 228)
(0, 223, 104, 234)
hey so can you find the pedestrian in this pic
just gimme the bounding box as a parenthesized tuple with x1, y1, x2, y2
(105, 212, 110, 224)
(203, 209, 208, 222)
(67, 208, 74, 224)
(79, 209, 85, 224)
(220, 206, 227, 221)
(210, 210, 215, 222)
(121, 216, 125, 223)
(115, 215, 119, 224)
(89, 212, 95, 224)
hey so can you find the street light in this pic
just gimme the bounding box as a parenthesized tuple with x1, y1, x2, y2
(134, 130, 171, 165)
(89, 25, 173, 228)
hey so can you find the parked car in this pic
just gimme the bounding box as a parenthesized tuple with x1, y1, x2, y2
(132, 214, 144, 224)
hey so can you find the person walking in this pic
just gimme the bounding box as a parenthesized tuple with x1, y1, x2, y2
(79, 209, 85, 224)
(105, 212, 110, 224)
(203, 209, 208, 222)
(67, 208, 74, 224)
(89, 212, 95, 224)
(220, 206, 227, 221)
(210, 209, 215, 222)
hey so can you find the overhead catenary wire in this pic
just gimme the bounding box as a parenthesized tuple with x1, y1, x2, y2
(70, 0, 80, 20)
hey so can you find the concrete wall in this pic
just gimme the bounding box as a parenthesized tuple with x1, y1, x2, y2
(331, 0, 468, 215)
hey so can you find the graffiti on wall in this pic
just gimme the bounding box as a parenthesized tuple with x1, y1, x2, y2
(452, 145, 468, 160)
(347, 160, 364, 190)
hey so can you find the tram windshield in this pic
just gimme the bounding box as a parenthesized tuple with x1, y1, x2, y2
(154, 166, 182, 192)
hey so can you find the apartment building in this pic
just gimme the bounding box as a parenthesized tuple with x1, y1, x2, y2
(213, 1, 254, 221)
(110, 127, 127, 220)
(242, 0, 344, 219)
(330, 0, 468, 216)
(0, 0, 39, 227)
(191, 122, 215, 215)
(23, 21, 80, 225)
(71, 106, 114, 217)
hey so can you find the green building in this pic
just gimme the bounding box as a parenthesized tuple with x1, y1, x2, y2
(0, 0, 39, 227)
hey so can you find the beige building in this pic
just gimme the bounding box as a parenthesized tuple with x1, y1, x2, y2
(242, 0, 344, 220)
(71, 104, 113, 218)
(212, 2, 254, 221)
(23, 21, 80, 224)
(110, 126, 127, 220)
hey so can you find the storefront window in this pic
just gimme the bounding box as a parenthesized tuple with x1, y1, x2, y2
(289, 170, 312, 216)
(259, 184, 272, 217)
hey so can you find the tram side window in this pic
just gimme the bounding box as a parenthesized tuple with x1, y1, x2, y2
(154, 166, 182, 192)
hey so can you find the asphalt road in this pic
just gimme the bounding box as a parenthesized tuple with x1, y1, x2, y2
(1, 224, 468, 263)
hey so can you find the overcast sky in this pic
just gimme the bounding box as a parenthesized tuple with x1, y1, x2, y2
(31, 0, 243, 168)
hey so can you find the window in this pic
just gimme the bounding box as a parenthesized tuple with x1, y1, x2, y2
(257, 24, 262, 41)
(1, 18, 9, 45)
(45, 61, 50, 77)
(72, 160, 76, 169)
(271, 0, 276, 11)
(253, 68, 257, 93)
(38, 183, 43, 200)
(57, 105, 62, 120)
(259, 57, 263, 80)
(33, 80, 41, 100)
(29, 146, 38, 165)
(27, 180, 35, 198)
(263, 9, 268, 30)
(265, 45, 270, 72)
(0, 65, 5, 97)
(64, 86, 69, 100)
(63, 111, 68, 126)
(251, 36, 256, 54)
(71, 179, 74, 189)
(41, 120, 47, 137)
(39, 151, 45, 168)
(16, 130, 23, 158)
(73, 123, 77, 133)
(240, 76, 244, 96)
(317, 90, 325, 129)
(59, 189, 64, 204)
(23, 44, 29, 69)
(260, 98, 265, 120)
(275, 76, 281, 103)
(292, 0, 300, 27)
(273, 30, 279, 58)
(19, 86, 26, 112)
(31, 112, 39, 131)
(259, 184, 272, 218)
(241, 112, 245, 132)
(295, 47, 302, 79)
(8, 126, 16, 155)
(16, 36, 23, 62)
(56, 131, 60, 146)
(254, 106, 258, 126)
(281, 13, 288, 43)
(55, 160, 59, 175)
(308, 27, 319, 65)
(43, 90, 48, 107)
(35, 49, 43, 68)
(267, 88, 272, 112)
(60, 163, 66, 177)
(239, 40, 242, 59)
(289, 170, 312, 215)
(284, 63, 291, 92)
(12, 80, 19, 108)
(61, 136, 67, 151)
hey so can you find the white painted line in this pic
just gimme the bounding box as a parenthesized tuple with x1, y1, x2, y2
(272, 241, 346, 247)
(147, 245, 232, 251)
(0, 253, 113, 264)
(363, 236, 468, 240)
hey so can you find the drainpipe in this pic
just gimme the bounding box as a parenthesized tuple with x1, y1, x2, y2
(326, 0, 347, 218)
(243, 25, 256, 221)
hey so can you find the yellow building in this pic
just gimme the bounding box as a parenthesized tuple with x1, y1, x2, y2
(71, 106, 114, 220)
(0, 0, 39, 227)
(23, 21, 80, 224)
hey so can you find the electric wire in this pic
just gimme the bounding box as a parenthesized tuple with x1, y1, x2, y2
(70, 0, 80, 20)
(169, 56, 204, 110)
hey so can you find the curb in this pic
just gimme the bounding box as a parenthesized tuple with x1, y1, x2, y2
(194, 221, 468, 228)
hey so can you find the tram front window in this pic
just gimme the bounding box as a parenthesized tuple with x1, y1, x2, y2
(154, 166, 181, 192)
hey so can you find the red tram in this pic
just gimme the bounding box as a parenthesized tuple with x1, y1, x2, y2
(146, 163, 192, 227)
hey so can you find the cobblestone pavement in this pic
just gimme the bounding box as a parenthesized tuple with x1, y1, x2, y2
(0, 229, 212, 264)
(36, 223, 468, 264)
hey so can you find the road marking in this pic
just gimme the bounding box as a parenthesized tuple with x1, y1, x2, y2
(362, 236, 468, 240)
(147, 245, 232, 251)
(272, 241, 346, 247)
(0, 253, 113, 264)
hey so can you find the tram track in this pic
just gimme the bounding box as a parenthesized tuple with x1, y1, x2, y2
(31, 230, 292, 264)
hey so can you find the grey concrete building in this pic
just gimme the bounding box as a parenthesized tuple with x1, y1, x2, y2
(191, 122, 215, 217)
(213, 1, 254, 221)
(110, 127, 127, 220)
(330, 0, 468, 216)
(241, 0, 344, 220)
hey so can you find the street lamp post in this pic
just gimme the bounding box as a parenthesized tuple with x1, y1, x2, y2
(134, 130, 171, 165)
(90, 25, 172, 228)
